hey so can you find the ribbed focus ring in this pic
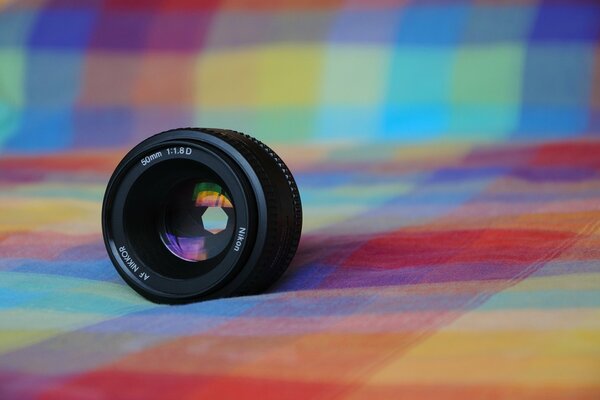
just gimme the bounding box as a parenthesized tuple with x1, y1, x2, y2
(187, 128, 303, 295)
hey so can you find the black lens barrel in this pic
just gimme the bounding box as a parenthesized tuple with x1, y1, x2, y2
(102, 128, 302, 304)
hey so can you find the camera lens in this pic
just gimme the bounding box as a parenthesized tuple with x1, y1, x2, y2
(102, 128, 302, 304)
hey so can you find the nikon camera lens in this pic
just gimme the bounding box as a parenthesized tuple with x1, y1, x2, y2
(102, 128, 302, 304)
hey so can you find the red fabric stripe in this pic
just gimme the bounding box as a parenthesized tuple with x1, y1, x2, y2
(342, 229, 576, 269)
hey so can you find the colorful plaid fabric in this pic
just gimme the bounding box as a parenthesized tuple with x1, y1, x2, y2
(1, 0, 600, 399)
(0, 0, 599, 151)
(1, 140, 600, 398)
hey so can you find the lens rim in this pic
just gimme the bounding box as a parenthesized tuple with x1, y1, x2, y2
(119, 156, 244, 281)
(102, 131, 268, 302)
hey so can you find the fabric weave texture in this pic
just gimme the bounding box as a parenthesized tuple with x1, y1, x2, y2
(0, 0, 599, 399)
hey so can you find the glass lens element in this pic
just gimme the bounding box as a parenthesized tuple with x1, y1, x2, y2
(160, 180, 235, 262)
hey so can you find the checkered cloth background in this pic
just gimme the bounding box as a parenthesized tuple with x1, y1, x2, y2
(0, 0, 599, 150)
(0, 1, 599, 399)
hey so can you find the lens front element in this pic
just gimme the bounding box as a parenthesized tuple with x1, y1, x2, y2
(160, 180, 235, 262)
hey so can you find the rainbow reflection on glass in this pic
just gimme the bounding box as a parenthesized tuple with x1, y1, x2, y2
(160, 181, 235, 262)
